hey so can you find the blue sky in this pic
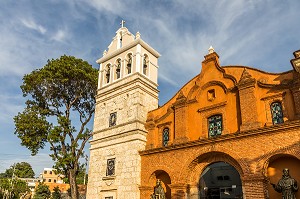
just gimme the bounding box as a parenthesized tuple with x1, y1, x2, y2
(1, 0, 300, 176)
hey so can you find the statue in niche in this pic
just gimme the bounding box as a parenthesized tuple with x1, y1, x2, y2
(151, 179, 166, 199)
(271, 168, 298, 199)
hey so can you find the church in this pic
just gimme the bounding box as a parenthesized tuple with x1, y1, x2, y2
(87, 24, 300, 199)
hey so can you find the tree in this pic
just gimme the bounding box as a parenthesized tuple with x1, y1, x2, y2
(33, 183, 51, 199)
(51, 186, 61, 199)
(0, 162, 35, 178)
(63, 165, 88, 185)
(0, 178, 29, 199)
(14, 55, 98, 199)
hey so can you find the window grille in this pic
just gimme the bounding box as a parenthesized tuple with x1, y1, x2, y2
(271, 102, 284, 124)
(208, 115, 222, 137)
(106, 158, 115, 176)
(162, 128, 169, 147)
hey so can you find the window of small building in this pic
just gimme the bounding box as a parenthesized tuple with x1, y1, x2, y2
(270, 101, 284, 124)
(162, 128, 169, 147)
(105, 197, 113, 199)
(106, 158, 115, 176)
(54, 179, 56, 183)
(48, 179, 51, 182)
(208, 114, 222, 137)
(49, 171, 52, 174)
(44, 171, 47, 174)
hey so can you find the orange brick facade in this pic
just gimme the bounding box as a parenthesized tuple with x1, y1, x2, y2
(140, 50, 300, 199)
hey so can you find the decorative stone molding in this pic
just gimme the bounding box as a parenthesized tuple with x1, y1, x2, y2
(172, 91, 189, 144)
(261, 92, 288, 125)
(290, 49, 300, 73)
(197, 101, 228, 137)
(237, 69, 261, 131)
(237, 68, 256, 89)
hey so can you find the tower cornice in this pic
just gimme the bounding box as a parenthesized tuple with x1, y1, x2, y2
(96, 38, 161, 64)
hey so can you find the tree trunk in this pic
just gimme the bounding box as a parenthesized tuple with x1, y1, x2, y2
(69, 169, 79, 199)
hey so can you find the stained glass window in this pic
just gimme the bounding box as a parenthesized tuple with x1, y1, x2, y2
(271, 102, 284, 124)
(208, 115, 222, 137)
(106, 158, 115, 176)
(162, 128, 169, 147)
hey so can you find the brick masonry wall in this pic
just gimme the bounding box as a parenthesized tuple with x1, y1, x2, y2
(140, 122, 300, 199)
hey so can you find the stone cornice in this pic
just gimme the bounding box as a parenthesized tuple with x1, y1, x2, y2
(197, 101, 227, 113)
(156, 121, 172, 128)
(222, 65, 293, 76)
(257, 80, 292, 89)
(92, 119, 146, 135)
(261, 92, 286, 101)
(90, 130, 147, 149)
(139, 120, 300, 155)
(97, 38, 161, 64)
(96, 73, 159, 104)
(99, 72, 158, 93)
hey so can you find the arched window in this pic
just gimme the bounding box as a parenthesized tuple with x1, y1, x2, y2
(116, 59, 121, 79)
(143, 54, 148, 75)
(270, 102, 284, 124)
(208, 114, 222, 137)
(126, 54, 132, 74)
(105, 64, 111, 83)
(162, 128, 169, 147)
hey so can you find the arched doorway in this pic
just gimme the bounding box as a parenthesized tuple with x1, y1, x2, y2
(199, 162, 243, 199)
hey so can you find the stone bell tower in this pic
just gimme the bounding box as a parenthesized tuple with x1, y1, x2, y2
(86, 22, 160, 199)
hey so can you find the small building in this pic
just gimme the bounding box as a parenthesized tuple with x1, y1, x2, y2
(39, 168, 70, 193)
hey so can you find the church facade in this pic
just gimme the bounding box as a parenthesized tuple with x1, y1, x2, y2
(87, 25, 300, 199)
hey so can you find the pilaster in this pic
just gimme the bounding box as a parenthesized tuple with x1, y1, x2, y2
(237, 69, 261, 131)
(139, 186, 153, 199)
(170, 183, 187, 199)
(172, 91, 189, 144)
(242, 175, 267, 199)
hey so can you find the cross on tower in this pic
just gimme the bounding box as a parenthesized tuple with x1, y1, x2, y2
(120, 20, 125, 28)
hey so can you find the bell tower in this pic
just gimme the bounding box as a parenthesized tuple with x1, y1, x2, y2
(87, 23, 160, 199)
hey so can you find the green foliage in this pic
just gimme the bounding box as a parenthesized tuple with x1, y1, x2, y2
(14, 55, 98, 199)
(0, 162, 35, 178)
(0, 178, 29, 199)
(51, 186, 61, 199)
(33, 183, 51, 199)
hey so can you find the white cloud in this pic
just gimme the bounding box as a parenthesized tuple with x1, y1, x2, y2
(0, 153, 53, 177)
(81, 0, 126, 14)
(51, 29, 67, 42)
(20, 19, 47, 34)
